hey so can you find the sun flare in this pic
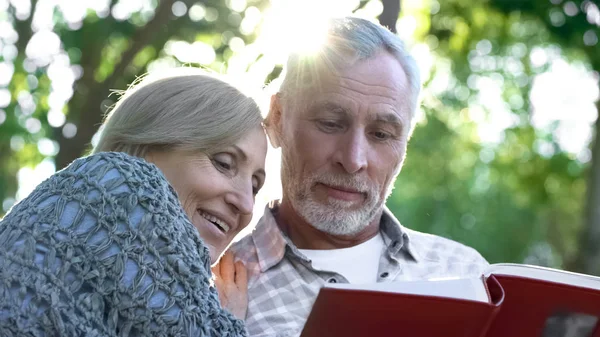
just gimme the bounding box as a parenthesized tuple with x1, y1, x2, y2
(256, 0, 362, 64)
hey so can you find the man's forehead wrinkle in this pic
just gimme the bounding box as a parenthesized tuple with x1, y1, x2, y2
(334, 85, 400, 102)
(333, 77, 401, 101)
(332, 85, 398, 105)
(315, 99, 399, 113)
(337, 75, 401, 91)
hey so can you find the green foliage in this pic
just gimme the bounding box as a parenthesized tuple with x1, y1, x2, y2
(386, 0, 598, 268)
(1, 0, 269, 214)
(2, 0, 598, 273)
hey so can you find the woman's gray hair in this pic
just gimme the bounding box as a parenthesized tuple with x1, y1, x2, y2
(93, 68, 263, 157)
(278, 16, 421, 124)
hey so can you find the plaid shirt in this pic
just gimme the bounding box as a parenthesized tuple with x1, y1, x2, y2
(232, 201, 489, 337)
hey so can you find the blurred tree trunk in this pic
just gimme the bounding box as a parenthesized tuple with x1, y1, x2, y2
(378, 0, 400, 33)
(0, 0, 38, 207)
(576, 98, 600, 275)
(55, 0, 183, 169)
(488, 0, 600, 274)
(14, 0, 37, 53)
(569, 55, 600, 275)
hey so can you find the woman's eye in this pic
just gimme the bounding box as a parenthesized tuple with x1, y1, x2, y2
(216, 160, 231, 170)
(212, 154, 234, 172)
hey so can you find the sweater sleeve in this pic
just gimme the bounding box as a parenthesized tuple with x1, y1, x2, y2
(0, 152, 246, 337)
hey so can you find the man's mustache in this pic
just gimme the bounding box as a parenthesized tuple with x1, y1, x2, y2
(309, 174, 375, 195)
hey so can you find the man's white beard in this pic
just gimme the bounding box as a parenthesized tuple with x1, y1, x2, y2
(282, 158, 385, 236)
(294, 194, 384, 235)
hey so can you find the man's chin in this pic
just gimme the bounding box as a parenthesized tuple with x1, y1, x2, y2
(308, 220, 370, 237)
(306, 194, 362, 210)
(298, 206, 366, 233)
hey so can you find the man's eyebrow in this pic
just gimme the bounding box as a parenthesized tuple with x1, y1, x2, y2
(310, 102, 405, 130)
(310, 101, 351, 117)
(369, 112, 404, 126)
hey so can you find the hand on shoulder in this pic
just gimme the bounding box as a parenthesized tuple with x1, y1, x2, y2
(211, 250, 248, 320)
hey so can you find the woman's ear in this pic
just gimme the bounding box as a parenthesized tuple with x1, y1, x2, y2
(265, 94, 283, 148)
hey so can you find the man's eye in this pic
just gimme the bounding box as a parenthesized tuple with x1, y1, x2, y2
(252, 177, 263, 195)
(372, 131, 392, 141)
(317, 120, 342, 131)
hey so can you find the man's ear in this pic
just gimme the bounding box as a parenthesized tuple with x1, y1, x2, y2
(265, 94, 283, 148)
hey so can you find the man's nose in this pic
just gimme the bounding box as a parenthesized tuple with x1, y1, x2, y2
(334, 130, 368, 174)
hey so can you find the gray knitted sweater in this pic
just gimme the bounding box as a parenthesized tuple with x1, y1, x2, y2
(0, 152, 247, 336)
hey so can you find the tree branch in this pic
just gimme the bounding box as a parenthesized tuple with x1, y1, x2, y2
(55, 0, 184, 169)
(378, 0, 401, 33)
(578, 99, 600, 275)
(103, 0, 178, 90)
(13, 0, 38, 55)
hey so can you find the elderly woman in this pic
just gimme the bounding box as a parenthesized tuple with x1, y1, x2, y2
(0, 69, 267, 336)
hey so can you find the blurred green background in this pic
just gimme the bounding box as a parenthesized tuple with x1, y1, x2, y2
(1, 0, 599, 275)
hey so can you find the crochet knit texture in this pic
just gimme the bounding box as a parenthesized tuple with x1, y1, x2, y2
(0, 152, 246, 337)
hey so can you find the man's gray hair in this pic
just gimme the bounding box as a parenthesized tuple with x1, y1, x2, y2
(93, 68, 263, 157)
(278, 16, 421, 123)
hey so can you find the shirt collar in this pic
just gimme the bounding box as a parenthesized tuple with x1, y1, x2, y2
(379, 205, 421, 262)
(251, 201, 287, 272)
(250, 201, 420, 272)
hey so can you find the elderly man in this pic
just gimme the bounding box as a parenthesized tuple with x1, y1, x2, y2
(233, 16, 489, 337)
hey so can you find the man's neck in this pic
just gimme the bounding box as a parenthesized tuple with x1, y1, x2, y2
(275, 198, 381, 250)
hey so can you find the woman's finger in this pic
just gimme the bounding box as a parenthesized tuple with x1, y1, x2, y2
(219, 251, 235, 282)
(234, 260, 247, 289)
(211, 264, 220, 278)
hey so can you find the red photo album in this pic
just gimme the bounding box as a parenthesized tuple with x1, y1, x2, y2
(300, 264, 600, 337)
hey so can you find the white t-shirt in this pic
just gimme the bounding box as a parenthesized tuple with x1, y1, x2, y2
(299, 233, 385, 284)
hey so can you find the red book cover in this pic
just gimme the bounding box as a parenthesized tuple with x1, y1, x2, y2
(485, 274, 600, 337)
(300, 276, 504, 337)
(300, 264, 600, 337)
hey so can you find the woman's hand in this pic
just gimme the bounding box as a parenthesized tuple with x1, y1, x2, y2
(211, 250, 248, 320)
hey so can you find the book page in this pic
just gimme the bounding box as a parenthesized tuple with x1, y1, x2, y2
(486, 263, 600, 291)
(325, 277, 490, 303)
